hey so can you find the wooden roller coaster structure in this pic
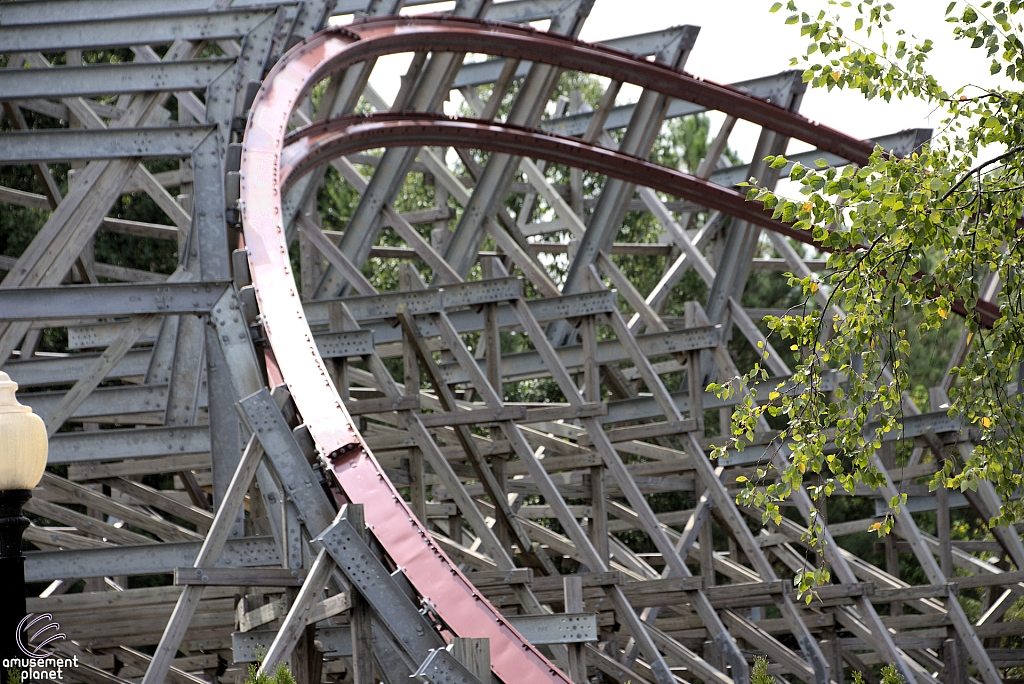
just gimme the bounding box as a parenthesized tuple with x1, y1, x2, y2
(0, 2, 1017, 684)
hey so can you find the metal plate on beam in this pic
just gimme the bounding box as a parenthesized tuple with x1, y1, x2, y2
(313, 512, 444, 659)
(438, 326, 719, 384)
(413, 648, 487, 684)
(69, 318, 163, 350)
(504, 613, 598, 645)
(437, 276, 521, 308)
(2, 349, 151, 387)
(306, 277, 521, 323)
(20, 384, 169, 422)
(234, 626, 352, 662)
(0, 10, 274, 52)
(0, 0, 285, 25)
(0, 281, 230, 320)
(25, 536, 280, 582)
(0, 126, 214, 164)
(535, 290, 617, 320)
(318, 289, 443, 321)
(48, 425, 210, 464)
(0, 59, 235, 99)
(315, 330, 375, 358)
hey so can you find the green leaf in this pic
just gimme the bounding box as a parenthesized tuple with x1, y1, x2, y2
(786, 13, 800, 24)
(855, 17, 864, 30)
(770, 1, 784, 11)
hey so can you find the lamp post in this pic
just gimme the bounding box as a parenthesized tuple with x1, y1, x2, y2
(0, 371, 48, 677)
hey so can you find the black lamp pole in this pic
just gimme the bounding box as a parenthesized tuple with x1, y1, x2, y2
(0, 489, 31, 682)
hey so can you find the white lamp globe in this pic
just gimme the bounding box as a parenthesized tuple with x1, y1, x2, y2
(0, 372, 48, 491)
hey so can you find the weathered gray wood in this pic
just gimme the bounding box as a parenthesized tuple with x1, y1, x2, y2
(503, 296, 728, 684)
(173, 566, 306, 587)
(450, 638, 491, 681)
(239, 597, 287, 633)
(258, 548, 336, 675)
(344, 504, 375, 684)
(399, 308, 543, 569)
(307, 592, 351, 625)
(563, 576, 586, 684)
(141, 433, 265, 684)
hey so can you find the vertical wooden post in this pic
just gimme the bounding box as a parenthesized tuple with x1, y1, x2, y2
(328, 302, 349, 402)
(432, 147, 450, 246)
(936, 486, 953, 575)
(287, 603, 311, 684)
(563, 576, 587, 684)
(347, 505, 375, 684)
(400, 266, 422, 401)
(930, 388, 954, 578)
(482, 259, 509, 551)
(451, 638, 490, 681)
(409, 447, 427, 525)
(942, 633, 967, 684)
(822, 625, 842, 684)
(448, 510, 463, 546)
(697, 477, 719, 671)
(580, 287, 608, 568)
(400, 265, 427, 527)
(697, 480, 715, 589)
(589, 466, 608, 567)
(879, 441, 903, 617)
(883, 535, 902, 617)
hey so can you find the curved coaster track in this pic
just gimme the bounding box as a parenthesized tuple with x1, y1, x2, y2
(0, 2, 1017, 684)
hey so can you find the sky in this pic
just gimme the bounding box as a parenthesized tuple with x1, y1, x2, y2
(353, 0, 1011, 164)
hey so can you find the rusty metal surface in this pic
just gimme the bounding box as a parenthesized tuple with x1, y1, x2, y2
(280, 112, 825, 247)
(285, 16, 876, 164)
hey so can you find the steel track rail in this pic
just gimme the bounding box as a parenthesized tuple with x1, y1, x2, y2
(281, 112, 823, 247)
(241, 18, 576, 684)
(238, 16, 978, 684)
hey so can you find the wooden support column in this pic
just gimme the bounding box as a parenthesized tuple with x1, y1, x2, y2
(482, 257, 509, 552)
(685, 301, 716, 594)
(930, 388, 955, 579)
(564, 576, 587, 684)
(450, 638, 490, 682)
(408, 447, 427, 526)
(942, 633, 968, 684)
(580, 308, 608, 566)
(822, 624, 842, 684)
(328, 302, 350, 402)
(399, 267, 427, 525)
(346, 504, 375, 684)
(878, 441, 903, 618)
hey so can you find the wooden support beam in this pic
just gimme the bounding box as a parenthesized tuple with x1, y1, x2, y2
(173, 567, 306, 587)
(563, 576, 587, 684)
(258, 548, 335, 677)
(450, 638, 491, 681)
